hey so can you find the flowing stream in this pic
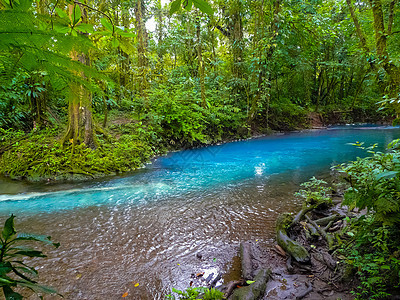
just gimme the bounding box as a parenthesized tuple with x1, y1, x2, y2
(0, 125, 399, 299)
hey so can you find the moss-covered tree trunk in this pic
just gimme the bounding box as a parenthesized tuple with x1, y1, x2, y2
(63, 2, 96, 149)
(368, 0, 400, 113)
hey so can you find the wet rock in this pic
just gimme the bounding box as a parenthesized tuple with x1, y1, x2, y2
(231, 269, 271, 300)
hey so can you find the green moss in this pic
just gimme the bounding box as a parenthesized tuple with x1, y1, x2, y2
(0, 127, 154, 182)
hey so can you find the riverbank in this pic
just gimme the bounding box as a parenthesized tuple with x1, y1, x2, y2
(0, 108, 294, 183)
(0, 107, 391, 183)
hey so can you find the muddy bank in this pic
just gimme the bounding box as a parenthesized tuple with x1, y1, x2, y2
(186, 182, 356, 299)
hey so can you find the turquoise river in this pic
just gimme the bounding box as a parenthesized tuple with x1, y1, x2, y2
(0, 125, 399, 299)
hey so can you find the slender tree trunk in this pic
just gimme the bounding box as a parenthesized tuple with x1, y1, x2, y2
(208, 19, 217, 72)
(135, 0, 148, 102)
(156, 0, 164, 75)
(230, 0, 243, 78)
(196, 13, 206, 108)
(249, 0, 279, 124)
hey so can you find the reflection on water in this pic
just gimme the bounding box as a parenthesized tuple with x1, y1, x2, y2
(0, 126, 399, 299)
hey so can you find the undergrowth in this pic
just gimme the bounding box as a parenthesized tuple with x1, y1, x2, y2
(337, 139, 400, 299)
(0, 126, 154, 181)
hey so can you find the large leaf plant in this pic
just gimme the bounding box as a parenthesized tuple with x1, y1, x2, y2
(0, 214, 60, 299)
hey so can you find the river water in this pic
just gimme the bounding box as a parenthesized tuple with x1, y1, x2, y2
(0, 125, 399, 299)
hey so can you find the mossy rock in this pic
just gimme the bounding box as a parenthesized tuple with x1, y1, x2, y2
(231, 269, 271, 300)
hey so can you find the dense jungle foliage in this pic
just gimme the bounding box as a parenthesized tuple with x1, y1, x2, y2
(0, 0, 399, 181)
(337, 140, 400, 299)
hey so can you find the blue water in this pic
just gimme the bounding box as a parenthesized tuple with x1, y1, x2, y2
(0, 125, 398, 215)
(1, 125, 399, 299)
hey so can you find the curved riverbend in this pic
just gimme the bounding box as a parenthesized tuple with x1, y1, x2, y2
(0, 125, 399, 299)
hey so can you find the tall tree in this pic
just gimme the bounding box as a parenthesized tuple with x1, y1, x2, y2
(196, 11, 206, 107)
(135, 0, 148, 100)
(63, 2, 96, 149)
(347, 0, 400, 112)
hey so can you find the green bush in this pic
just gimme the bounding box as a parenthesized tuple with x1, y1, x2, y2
(338, 140, 400, 298)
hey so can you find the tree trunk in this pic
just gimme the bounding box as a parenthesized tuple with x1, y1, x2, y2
(156, 0, 164, 75)
(63, 2, 96, 149)
(135, 0, 148, 102)
(249, 0, 280, 125)
(368, 0, 400, 112)
(230, 0, 243, 78)
(196, 13, 206, 108)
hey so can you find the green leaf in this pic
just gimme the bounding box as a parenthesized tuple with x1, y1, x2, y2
(3, 286, 22, 300)
(375, 171, 398, 180)
(13, 250, 46, 258)
(0, 262, 12, 276)
(0, 277, 16, 285)
(76, 23, 94, 34)
(101, 18, 113, 32)
(184, 0, 193, 11)
(53, 24, 70, 34)
(119, 31, 136, 38)
(94, 31, 112, 37)
(2, 215, 16, 241)
(246, 280, 255, 284)
(17, 281, 60, 296)
(170, 0, 181, 15)
(11, 261, 38, 273)
(13, 266, 38, 277)
(193, 0, 213, 15)
(71, 4, 82, 26)
(111, 37, 120, 48)
(13, 0, 32, 11)
(55, 7, 68, 20)
(15, 233, 60, 248)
